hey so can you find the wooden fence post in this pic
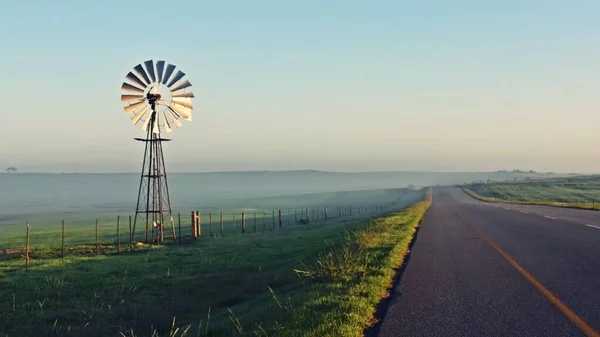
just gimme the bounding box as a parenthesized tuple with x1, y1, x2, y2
(25, 222, 30, 272)
(196, 211, 201, 237)
(325, 207, 328, 220)
(61, 220, 65, 262)
(117, 216, 121, 255)
(278, 209, 282, 227)
(220, 212, 224, 236)
(242, 212, 246, 233)
(306, 209, 310, 224)
(254, 212, 257, 232)
(129, 215, 133, 251)
(178, 213, 182, 244)
(95, 219, 99, 256)
(272, 210, 275, 229)
(209, 212, 213, 237)
(191, 211, 197, 239)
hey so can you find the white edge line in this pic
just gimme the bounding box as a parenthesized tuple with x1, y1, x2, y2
(585, 224, 600, 230)
(544, 216, 557, 220)
(521, 211, 528, 214)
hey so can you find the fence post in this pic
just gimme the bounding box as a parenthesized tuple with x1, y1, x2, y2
(287, 210, 290, 225)
(25, 222, 30, 272)
(254, 212, 257, 232)
(294, 209, 297, 223)
(191, 211, 197, 239)
(117, 216, 121, 255)
(129, 215, 133, 251)
(209, 212, 213, 237)
(196, 211, 201, 237)
(220, 212, 224, 236)
(242, 212, 246, 233)
(306, 209, 310, 224)
(61, 220, 65, 262)
(233, 213, 236, 232)
(278, 209, 282, 227)
(272, 210, 275, 229)
(263, 212, 266, 229)
(95, 219, 99, 256)
(325, 207, 328, 220)
(178, 213, 182, 244)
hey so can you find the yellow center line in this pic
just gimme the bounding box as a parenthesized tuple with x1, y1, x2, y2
(455, 213, 600, 337)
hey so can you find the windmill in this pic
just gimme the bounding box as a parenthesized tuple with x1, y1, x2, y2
(120, 60, 194, 244)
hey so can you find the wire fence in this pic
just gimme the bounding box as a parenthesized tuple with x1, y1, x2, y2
(2, 202, 400, 271)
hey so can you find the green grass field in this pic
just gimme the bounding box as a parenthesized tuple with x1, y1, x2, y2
(463, 175, 600, 210)
(0, 187, 431, 337)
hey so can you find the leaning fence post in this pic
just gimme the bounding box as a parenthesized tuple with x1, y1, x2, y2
(25, 222, 30, 271)
(61, 220, 65, 262)
(117, 216, 121, 255)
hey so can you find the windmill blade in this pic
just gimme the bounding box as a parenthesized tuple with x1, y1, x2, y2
(167, 70, 185, 88)
(170, 80, 192, 92)
(144, 60, 157, 83)
(131, 107, 148, 125)
(126, 72, 147, 89)
(170, 103, 192, 121)
(121, 94, 144, 103)
(124, 100, 146, 113)
(134, 63, 151, 85)
(156, 61, 165, 83)
(165, 108, 183, 127)
(162, 64, 176, 85)
(142, 113, 152, 131)
(173, 91, 195, 98)
(172, 98, 193, 109)
(161, 111, 173, 133)
(121, 82, 144, 94)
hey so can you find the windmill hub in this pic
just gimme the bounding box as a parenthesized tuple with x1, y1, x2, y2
(120, 59, 195, 244)
(146, 92, 161, 102)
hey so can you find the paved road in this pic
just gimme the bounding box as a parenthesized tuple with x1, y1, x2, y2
(377, 187, 600, 337)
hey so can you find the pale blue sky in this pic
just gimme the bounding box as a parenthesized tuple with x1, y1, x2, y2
(1, 1, 599, 173)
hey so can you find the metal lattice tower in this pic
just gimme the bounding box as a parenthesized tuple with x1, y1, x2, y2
(120, 60, 194, 244)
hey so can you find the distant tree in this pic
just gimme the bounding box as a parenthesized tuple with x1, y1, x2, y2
(6, 167, 17, 172)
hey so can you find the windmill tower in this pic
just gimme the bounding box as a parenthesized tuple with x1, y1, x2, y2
(120, 60, 194, 244)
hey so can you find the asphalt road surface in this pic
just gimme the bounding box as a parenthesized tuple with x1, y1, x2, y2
(377, 187, 600, 337)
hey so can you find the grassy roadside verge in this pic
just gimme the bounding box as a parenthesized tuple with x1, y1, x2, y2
(283, 187, 433, 336)
(462, 188, 599, 211)
(0, 188, 431, 337)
